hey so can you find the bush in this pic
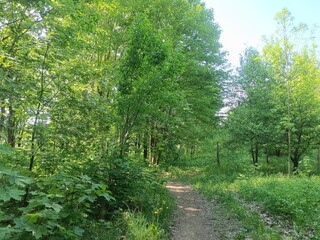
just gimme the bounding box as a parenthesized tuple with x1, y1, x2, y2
(0, 167, 114, 239)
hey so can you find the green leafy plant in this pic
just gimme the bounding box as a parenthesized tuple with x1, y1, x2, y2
(0, 167, 115, 239)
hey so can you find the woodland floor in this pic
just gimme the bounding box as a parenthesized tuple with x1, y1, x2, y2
(166, 182, 243, 240)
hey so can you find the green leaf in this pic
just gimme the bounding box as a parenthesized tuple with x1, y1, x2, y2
(80, 175, 91, 182)
(73, 226, 84, 236)
(49, 203, 63, 213)
(0, 144, 14, 155)
(78, 195, 87, 203)
(0, 188, 10, 202)
(0, 210, 8, 221)
(8, 188, 25, 200)
(0, 167, 15, 176)
(14, 175, 33, 187)
(78, 194, 95, 203)
(25, 213, 40, 223)
(0, 227, 12, 239)
(99, 193, 114, 202)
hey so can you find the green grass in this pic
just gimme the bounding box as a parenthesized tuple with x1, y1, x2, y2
(166, 150, 320, 239)
(122, 211, 169, 240)
(233, 176, 320, 239)
(82, 182, 175, 240)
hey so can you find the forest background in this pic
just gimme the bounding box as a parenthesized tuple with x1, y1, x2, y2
(1, 0, 320, 239)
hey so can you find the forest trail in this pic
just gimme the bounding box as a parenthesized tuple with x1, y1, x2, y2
(166, 182, 241, 240)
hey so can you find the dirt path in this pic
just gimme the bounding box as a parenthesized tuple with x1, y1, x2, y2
(166, 182, 241, 240)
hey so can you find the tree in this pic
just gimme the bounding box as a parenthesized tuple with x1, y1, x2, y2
(262, 8, 320, 173)
(228, 47, 277, 165)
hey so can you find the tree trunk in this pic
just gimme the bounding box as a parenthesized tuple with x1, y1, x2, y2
(255, 144, 259, 166)
(251, 147, 255, 164)
(265, 147, 269, 164)
(143, 133, 148, 160)
(156, 151, 161, 165)
(150, 135, 157, 164)
(119, 130, 128, 157)
(143, 143, 148, 160)
(288, 128, 291, 175)
(317, 145, 320, 172)
(8, 104, 15, 147)
(216, 142, 220, 166)
(290, 147, 303, 174)
(275, 147, 281, 156)
(291, 155, 299, 174)
(190, 145, 195, 159)
(251, 144, 259, 165)
(0, 103, 5, 134)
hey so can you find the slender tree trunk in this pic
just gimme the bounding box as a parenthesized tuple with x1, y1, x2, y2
(143, 137, 148, 160)
(317, 145, 320, 172)
(265, 147, 269, 164)
(0, 103, 5, 134)
(275, 147, 281, 156)
(190, 145, 195, 159)
(288, 128, 291, 175)
(291, 155, 299, 174)
(8, 104, 15, 147)
(119, 129, 129, 158)
(216, 142, 220, 166)
(251, 147, 255, 164)
(255, 144, 259, 165)
(150, 134, 157, 164)
(29, 115, 38, 171)
(29, 43, 50, 171)
(251, 144, 259, 165)
(156, 151, 161, 165)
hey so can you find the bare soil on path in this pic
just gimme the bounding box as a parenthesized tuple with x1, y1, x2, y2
(166, 182, 241, 240)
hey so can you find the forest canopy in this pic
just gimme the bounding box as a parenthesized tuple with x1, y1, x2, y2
(1, 0, 320, 239)
(0, 0, 227, 238)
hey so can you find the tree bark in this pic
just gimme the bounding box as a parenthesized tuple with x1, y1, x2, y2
(291, 155, 299, 174)
(317, 145, 320, 172)
(290, 146, 304, 174)
(0, 103, 5, 134)
(251, 147, 255, 164)
(156, 151, 161, 165)
(255, 144, 259, 165)
(251, 144, 259, 165)
(8, 104, 15, 147)
(143, 132, 148, 160)
(275, 147, 281, 156)
(190, 145, 195, 159)
(150, 134, 157, 164)
(216, 142, 220, 166)
(265, 147, 269, 164)
(143, 143, 148, 160)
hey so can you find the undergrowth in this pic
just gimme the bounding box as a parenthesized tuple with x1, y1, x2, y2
(0, 147, 175, 240)
(167, 148, 320, 239)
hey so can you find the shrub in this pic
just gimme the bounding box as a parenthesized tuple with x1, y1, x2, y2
(0, 167, 114, 239)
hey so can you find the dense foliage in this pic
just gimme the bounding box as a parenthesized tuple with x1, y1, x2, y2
(0, 0, 226, 238)
(1, 0, 320, 238)
(227, 9, 320, 173)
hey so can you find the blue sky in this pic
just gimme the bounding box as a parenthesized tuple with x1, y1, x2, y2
(203, 0, 320, 67)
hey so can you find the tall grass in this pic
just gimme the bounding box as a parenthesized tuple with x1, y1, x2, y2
(233, 176, 320, 239)
(122, 211, 169, 240)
